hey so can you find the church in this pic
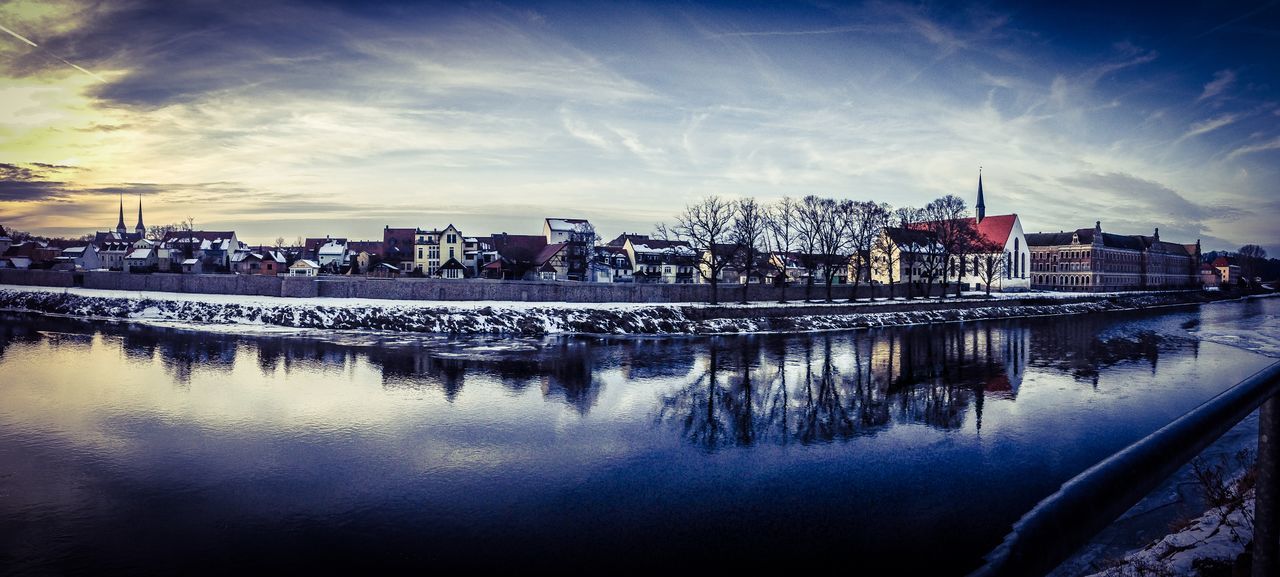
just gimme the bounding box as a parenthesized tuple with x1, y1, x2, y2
(93, 196, 146, 271)
(956, 172, 1031, 292)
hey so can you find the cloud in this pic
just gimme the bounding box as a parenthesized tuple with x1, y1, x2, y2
(1056, 171, 1234, 231)
(0, 162, 74, 201)
(1178, 113, 1240, 141)
(1198, 69, 1236, 102)
(1226, 136, 1280, 160)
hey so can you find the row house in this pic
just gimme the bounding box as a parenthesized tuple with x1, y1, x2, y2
(613, 235, 696, 284)
(1026, 222, 1199, 291)
(160, 230, 240, 272)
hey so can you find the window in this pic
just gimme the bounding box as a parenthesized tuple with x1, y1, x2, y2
(449, 248, 455, 259)
(418, 248, 423, 259)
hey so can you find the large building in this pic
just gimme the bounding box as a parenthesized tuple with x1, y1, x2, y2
(413, 225, 466, 277)
(1026, 222, 1199, 291)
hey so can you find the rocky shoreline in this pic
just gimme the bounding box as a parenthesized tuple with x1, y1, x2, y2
(0, 285, 1260, 336)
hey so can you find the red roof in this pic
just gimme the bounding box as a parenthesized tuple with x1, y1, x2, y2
(1212, 256, 1231, 267)
(968, 214, 1017, 248)
(534, 242, 566, 265)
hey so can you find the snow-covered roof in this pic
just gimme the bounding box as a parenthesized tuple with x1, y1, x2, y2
(62, 246, 88, 255)
(291, 259, 320, 269)
(125, 248, 153, 259)
(318, 241, 347, 256)
(545, 218, 588, 232)
(182, 258, 200, 265)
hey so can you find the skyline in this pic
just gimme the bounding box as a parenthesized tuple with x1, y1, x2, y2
(2, 1, 1279, 253)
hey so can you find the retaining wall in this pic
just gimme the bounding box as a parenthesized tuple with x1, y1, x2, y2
(1, 268, 953, 303)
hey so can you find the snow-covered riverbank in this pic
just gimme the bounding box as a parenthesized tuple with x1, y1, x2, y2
(0, 284, 1253, 336)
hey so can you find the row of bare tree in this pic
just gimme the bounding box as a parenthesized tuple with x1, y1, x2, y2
(656, 194, 1007, 304)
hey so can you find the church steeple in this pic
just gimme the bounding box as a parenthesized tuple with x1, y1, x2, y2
(975, 168, 986, 223)
(135, 195, 144, 236)
(116, 195, 126, 234)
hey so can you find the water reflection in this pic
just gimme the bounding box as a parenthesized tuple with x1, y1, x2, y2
(0, 302, 1270, 576)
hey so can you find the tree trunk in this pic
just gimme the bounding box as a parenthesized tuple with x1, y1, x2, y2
(709, 276, 718, 305)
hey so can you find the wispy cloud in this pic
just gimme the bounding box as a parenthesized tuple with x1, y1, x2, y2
(1198, 69, 1236, 102)
(1178, 113, 1240, 142)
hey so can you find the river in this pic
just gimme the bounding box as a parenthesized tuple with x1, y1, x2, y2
(1, 297, 1276, 575)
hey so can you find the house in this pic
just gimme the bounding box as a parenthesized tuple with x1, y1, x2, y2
(413, 225, 465, 276)
(1212, 256, 1241, 285)
(870, 227, 944, 285)
(181, 259, 203, 274)
(58, 244, 103, 270)
(622, 236, 696, 283)
(381, 227, 417, 273)
(1027, 223, 1199, 291)
(482, 233, 549, 280)
(697, 243, 742, 284)
(289, 259, 321, 276)
(544, 218, 594, 280)
(1200, 264, 1221, 287)
(532, 243, 568, 281)
(316, 239, 348, 272)
(370, 262, 402, 278)
(590, 246, 632, 283)
(124, 246, 158, 273)
(0, 242, 37, 269)
(303, 236, 347, 262)
(160, 230, 239, 272)
(346, 241, 382, 274)
(232, 250, 286, 275)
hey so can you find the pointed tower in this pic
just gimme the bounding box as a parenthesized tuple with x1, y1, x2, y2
(975, 168, 986, 224)
(135, 195, 145, 236)
(115, 195, 126, 235)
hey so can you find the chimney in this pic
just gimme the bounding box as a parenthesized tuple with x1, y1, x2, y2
(1153, 227, 1159, 240)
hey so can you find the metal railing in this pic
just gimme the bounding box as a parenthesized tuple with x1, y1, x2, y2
(971, 361, 1280, 577)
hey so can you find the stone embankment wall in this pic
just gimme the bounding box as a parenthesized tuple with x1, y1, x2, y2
(0, 269, 951, 303)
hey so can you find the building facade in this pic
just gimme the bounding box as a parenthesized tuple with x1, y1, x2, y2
(1027, 222, 1199, 291)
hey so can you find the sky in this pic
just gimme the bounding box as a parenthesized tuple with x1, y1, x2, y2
(1, 0, 1278, 253)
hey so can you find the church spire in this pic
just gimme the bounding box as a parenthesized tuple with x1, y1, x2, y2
(116, 195, 126, 234)
(975, 167, 986, 223)
(135, 195, 144, 236)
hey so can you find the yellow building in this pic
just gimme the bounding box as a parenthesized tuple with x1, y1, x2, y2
(413, 224, 466, 277)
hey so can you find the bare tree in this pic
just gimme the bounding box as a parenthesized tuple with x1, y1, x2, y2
(973, 238, 1006, 296)
(817, 199, 848, 302)
(275, 236, 286, 249)
(893, 206, 924, 299)
(795, 195, 827, 302)
(871, 223, 901, 301)
(765, 197, 799, 303)
(921, 197, 967, 300)
(844, 201, 890, 302)
(731, 198, 767, 304)
(657, 195, 736, 305)
(146, 223, 178, 241)
(1238, 244, 1267, 287)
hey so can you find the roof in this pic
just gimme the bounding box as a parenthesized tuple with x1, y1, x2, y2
(534, 242, 566, 265)
(629, 238, 694, 254)
(1212, 256, 1232, 267)
(182, 258, 200, 265)
(347, 240, 382, 257)
(162, 230, 236, 243)
(93, 231, 143, 246)
(883, 227, 939, 250)
(606, 233, 649, 247)
(291, 259, 320, 268)
(1026, 228, 1150, 251)
(125, 248, 153, 259)
(303, 237, 346, 253)
(545, 218, 589, 232)
(489, 233, 548, 260)
(971, 214, 1017, 248)
(62, 246, 89, 255)
(318, 241, 347, 256)
(438, 257, 466, 270)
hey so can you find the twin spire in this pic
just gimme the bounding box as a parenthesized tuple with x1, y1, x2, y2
(116, 195, 144, 236)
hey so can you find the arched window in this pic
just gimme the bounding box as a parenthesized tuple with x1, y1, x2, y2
(1014, 238, 1021, 277)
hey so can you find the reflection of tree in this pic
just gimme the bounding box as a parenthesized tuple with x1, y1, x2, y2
(540, 342, 602, 415)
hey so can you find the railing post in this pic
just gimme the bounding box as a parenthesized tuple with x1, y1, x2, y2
(1255, 396, 1279, 577)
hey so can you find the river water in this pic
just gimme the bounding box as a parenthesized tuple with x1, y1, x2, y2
(1, 298, 1277, 575)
